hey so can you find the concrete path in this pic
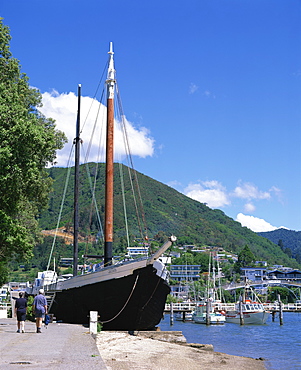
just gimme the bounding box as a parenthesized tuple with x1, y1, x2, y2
(0, 318, 107, 369)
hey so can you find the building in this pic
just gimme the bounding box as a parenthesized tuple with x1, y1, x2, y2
(0, 284, 8, 302)
(170, 285, 190, 300)
(255, 261, 268, 267)
(169, 251, 180, 258)
(126, 246, 149, 258)
(60, 257, 73, 267)
(240, 267, 267, 282)
(170, 265, 201, 282)
(0, 284, 9, 319)
(183, 245, 196, 249)
(266, 269, 301, 282)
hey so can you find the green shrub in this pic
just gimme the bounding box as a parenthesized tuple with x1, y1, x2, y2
(26, 296, 35, 322)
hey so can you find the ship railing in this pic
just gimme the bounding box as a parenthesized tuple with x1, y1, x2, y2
(214, 302, 236, 311)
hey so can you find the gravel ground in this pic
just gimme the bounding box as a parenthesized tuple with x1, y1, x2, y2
(96, 331, 266, 370)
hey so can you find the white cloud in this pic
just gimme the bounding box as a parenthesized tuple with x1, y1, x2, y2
(189, 83, 199, 94)
(269, 186, 284, 204)
(40, 90, 154, 166)
(244, 202, 256, 213)
(182, 178, 286, 231)
(203, 90, 216, 99)
(233, 182, 271, 200)
(184, 180, 230, 208)
(236, 213, 278, 232)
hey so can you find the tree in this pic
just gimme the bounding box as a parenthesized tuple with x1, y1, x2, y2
(278, 239, 284, 251)
(284, 247, 292, 258)
(0, 19, 67, 284)
(267, 286, 291, 303)
(234, 245, 255, 273)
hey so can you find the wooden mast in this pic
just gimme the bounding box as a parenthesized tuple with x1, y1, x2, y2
(104, 42, 115, 266)
(73, 84, 81, 276)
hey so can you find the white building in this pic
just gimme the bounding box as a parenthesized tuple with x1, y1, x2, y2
(0, 284, 8, 302)
(170, 265, 201, 282)
(126, 246, 149, 258)
(240, 267, 266, 282)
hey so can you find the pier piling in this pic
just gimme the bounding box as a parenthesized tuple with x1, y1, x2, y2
(278, 294, 283, 325)
(272, 311, 276, 322)
(206, 299, 210, 325)
(239, 299, 244, 325)
(170, 302, 174, 326)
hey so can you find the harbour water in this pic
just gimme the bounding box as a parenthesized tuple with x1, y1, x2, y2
(160, 312, 301, 370)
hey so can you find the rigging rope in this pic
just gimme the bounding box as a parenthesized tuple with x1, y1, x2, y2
(46, 146, 74, 271)
(118, 162, 130, 248)
(81, 145, 104, 240)
(100, 274, 139, 324)
(115, 82, 149, 251)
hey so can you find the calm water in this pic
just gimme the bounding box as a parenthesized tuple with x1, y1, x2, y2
(159, 312, 301, 370)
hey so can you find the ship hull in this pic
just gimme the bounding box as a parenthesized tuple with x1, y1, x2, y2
(48, 263, 170, 331)
(194, 313, 225, 325)
(225, 310, 269, 325)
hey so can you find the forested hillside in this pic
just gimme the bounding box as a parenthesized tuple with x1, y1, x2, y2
(258, 228, 301, 264)
(36, 163, 300, 269)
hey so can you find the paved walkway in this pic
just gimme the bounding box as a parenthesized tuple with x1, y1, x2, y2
(0, 318, 107, 369)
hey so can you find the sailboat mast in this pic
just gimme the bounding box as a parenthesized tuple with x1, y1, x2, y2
(104, 42, 115, 266)
(73, 84, 81, 277)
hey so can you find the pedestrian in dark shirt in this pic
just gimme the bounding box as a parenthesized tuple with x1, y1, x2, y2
(33, 289, 48, 333)
(15, 291, 27, 333)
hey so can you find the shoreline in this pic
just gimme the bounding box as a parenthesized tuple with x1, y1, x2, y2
(95, 330, 266, 370)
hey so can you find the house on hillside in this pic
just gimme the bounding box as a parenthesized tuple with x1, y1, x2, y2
(266, 269, 301, 282)
(255, 261, 268, 267)
(240, 267, 267, 282)
(170, 265, 201, 282)
(126, 246, 149, 258)
(183, 245, 196, 249)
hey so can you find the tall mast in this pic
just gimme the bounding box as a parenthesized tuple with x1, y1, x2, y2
(73, 84, 81, 276)
(104, 42, 115, 266)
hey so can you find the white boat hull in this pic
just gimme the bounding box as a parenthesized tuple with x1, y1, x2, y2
(225, 310, 269, 325)
(193, 301, 226, 325)
(194, 312, 225, 325)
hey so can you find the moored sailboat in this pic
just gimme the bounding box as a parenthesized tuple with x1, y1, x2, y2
(193, 253, 225, 325)
(27, 43, 176, 331)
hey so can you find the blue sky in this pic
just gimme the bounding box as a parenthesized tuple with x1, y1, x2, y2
(2, 0, 301, 232)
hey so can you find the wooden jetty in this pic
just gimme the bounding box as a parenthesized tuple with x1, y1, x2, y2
(165, 302, 301, 314)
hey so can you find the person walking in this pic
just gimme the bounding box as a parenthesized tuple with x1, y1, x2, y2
(33, 289, 48, 333)
(15, 291, 27, 333)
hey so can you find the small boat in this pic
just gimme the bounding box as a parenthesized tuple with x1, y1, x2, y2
(225, 285, 269, 325)
(27, 43, 176, 331)
(193, 299, 226, 325)
(175, 310, 194, 321)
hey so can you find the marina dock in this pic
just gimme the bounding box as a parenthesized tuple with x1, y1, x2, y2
(164, 302, 301, 313)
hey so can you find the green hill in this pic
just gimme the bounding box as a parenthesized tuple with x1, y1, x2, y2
(258, 228, 301, 264)
(36, 163, 299, 269)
